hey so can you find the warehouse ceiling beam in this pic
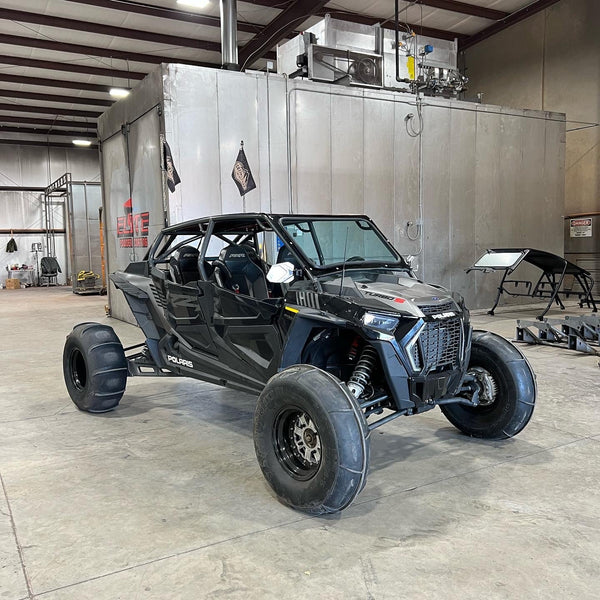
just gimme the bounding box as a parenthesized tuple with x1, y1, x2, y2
(0, 115, 97, 130)
(0, 187, 47, 192)
(242, 0, 293, 7)
(2, 8, 223, 52)
(0, 55, 146, 80)
(0, 125, 97, 138)
(2, 8, 277, 61)
(2, 34, 220, 66)
(0, 102, 101, 119)
(460, 0, 563, 50)
(315, 9, 465, 42)
(0, 227, 66, 233)
(61, 0, 264, 34)
(0, 89, 113, 107)
(405, 1, 508, 21)
(244, 0, 506, 19)
(0, 74, 118, 94)
(239, 0, 329, 68)
(0, 139, 98, 149)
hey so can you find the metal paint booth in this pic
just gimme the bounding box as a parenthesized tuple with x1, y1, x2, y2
(98, 64, 565, 322)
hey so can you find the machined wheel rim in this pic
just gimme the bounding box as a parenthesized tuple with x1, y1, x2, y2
(69, 348, 88, 391)
(273, 408, 322, 481)
(468, 366, 498, 407)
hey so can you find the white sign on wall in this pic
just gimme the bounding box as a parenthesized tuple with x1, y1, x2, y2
(570, 218, 592, 238)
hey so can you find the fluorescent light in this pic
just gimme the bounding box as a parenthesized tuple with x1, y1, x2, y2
(110, 87, 130, 98)
(72, 139, 93, 147)
(177, 0, 210, 8)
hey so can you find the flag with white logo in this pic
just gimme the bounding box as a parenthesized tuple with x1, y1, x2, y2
(231, 141, 256, 196)
(163, 140, 181, 193)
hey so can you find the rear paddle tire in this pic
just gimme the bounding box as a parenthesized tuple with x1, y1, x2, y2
(441, 330, 536, 440)
(63, 322, 128, 413)
(254, 365, 370, 515)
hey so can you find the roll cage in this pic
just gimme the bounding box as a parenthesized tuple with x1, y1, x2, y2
(145, 213, 409, 289)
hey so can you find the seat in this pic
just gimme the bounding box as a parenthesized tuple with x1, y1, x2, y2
(169, 245, 200, 285)
(40, 256, 61, 286)
(240, 243, 268, 274)
(213, 245, 269, 299)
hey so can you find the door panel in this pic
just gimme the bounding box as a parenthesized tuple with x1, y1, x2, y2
(212, 287, 283, 382)
(164, 280, 216, 354)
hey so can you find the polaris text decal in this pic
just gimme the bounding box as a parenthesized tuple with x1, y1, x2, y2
(167, 355, 193, 368)
(431, 312, 457, 320)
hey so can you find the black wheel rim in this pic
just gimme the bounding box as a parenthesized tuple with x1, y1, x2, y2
(69, 348, 88, 391)
(273, 407, 322, 481)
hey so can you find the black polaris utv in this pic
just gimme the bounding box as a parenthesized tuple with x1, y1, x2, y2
(63, 214, 536, 514)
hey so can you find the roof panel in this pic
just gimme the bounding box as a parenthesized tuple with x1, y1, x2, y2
(0, 92, 109, 111)
(0, 64, 114, 87)
(458, 0, 534, 12)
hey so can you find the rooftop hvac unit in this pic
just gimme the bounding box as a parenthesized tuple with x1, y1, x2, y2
(277, 17, 385, 90)
(307, 44, 383, 88)
(277, 15, 466, 96)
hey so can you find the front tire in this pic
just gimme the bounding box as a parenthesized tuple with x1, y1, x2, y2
(441, 330, 536, 440)
(63, 322, 128, 412)
(254, 365, 370, 515)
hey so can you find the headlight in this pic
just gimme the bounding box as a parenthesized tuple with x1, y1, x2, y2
(362, 312, 399, 334)
(451, 291, 469, 320)
(451, 291, 465, 309)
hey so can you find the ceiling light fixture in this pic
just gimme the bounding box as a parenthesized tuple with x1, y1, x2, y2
(72, 139, 93, 147)
(110, 87, 130, 98)
(177, 0, 210, 8)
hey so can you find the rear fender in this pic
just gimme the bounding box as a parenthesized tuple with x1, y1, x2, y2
(110, 272, 166, 365)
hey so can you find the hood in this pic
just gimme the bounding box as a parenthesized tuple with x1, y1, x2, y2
(320, 276, 459, 318)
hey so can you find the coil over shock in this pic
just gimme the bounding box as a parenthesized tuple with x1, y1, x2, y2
(347, 344, 378, 398)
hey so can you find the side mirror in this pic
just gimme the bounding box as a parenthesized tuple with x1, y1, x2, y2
(406, 255, 418, 273)
(267, 262, 296, 284)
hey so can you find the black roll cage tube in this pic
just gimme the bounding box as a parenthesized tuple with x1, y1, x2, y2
(148, 215, 323, 292)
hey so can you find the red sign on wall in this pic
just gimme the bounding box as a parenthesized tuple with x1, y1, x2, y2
(117, 198, 150, 248)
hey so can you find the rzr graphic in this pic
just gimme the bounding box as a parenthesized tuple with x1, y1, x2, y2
(63, 213, 536, 515)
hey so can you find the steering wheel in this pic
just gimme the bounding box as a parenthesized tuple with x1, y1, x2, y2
(347, 256, 365, 262)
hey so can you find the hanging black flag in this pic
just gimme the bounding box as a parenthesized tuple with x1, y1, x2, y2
(231, 141, 256, 196)
(163, 140, 181, 193)
(6, 236, 17, 252)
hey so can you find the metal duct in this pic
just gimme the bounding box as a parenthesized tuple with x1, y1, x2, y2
(220, 0, 239, 70)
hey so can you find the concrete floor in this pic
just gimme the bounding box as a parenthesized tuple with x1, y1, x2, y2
(1, 287, 599, 600)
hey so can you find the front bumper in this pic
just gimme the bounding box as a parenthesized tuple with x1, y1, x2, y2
(367, 313, 471, 412)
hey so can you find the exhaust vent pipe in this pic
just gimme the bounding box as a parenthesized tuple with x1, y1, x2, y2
(220, 0, 239, 70)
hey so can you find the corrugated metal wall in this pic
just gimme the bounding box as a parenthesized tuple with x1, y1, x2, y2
(0, 144, 100, 287)
(99, 64, 565, 320)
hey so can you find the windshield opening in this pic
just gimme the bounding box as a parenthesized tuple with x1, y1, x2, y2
(281, 218, 400, 267)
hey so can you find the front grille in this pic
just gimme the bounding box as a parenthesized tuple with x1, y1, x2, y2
(417, 317, 462, 370)
(418, 301, 455, 315)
